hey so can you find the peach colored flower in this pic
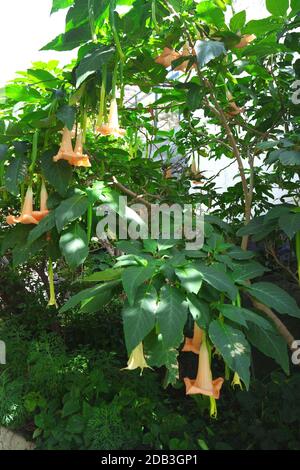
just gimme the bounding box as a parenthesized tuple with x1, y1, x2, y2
(235, 34, 256, 49)
(182, 323, 203, 354)
(122, 342, 151, 375)
(184, 337, 224, 399)
(32, 180, 49, 222)
(6, 186, 39, 225)
(97, 99, 125, 138)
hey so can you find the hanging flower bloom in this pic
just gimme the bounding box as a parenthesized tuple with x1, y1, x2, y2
(6, 186, 39, 225)
(32, 180, 49, 222)
(184, 336, 224, 399)
(231, 371, 243, 390)
(122, 342, 151, 375)
(70, 130, 91, 167)
(53, 127, 75, 164)
(47, 258, 57, 308)
(235, 34, 256, 49)
(182, 323, 203, 354)
(97, 98, 125, 138)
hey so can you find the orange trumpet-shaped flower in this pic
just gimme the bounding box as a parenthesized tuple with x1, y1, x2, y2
(53, 127, 75, 164)
(235, 34, 256, 49)
(6, 186, 39, 225)
(182, 323, 203, 354)
(97, 98, 126, 138)
(122, 342, 151, 375)
(155, 47, 181, 68)
(184, 337, 224, 399)
(32, 180, 49, 222)
(226, 91, 244, 117)
(70, 131, 91, 167)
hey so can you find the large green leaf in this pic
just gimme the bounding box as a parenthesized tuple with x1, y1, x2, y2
(187, 293, 211, 328)
(27, 211, 56, 245)
(56, 105, 76, 130)
(59, 280, 121, 313)
(59, 223, 89, 268)
(41, 149, 72, 197)
(175, 265, 203, 294)
(122, 285, 157, 353)
(0, 144, 8, 161)
(122, 265, 156, 306)
(266, 0, 289, 17)
(42, 24, 91, 51)
(195, 264, 238, 300)
(230, 10, 246, 32)
(55, 193, 89, 232)
(195, 40, 226, 68)
(156, 285, 188, 348)
(209, 319, 251, 389)
(83, 268, 123, 282)
(146, 330, 179, 387)
(230, 261, 266, 283)
(247, 282, 300, 318)
(76, 46, 115, 87)
(80, 290, 112, 313)
(196, 0, 225, 28)
(51, 0, 74, 14)
(4, 157, 27, 195)
(217, 304, 273, 331)
(246, 324, 289, 374)
(279, 212, 300, 239)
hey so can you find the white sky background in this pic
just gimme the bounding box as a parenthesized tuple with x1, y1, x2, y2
(0, 0, 75, 86)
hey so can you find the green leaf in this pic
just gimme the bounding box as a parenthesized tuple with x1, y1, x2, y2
(230, 261, 266, 283)
(59, 280, 121, 313)
(279, 212, 300, 239)
(195, 264, 238, 300)
(122, 286, 157, 353)
(266, 0, 289, 17)
(59, 223, 89, 268)
(0, 144, 8, 161)
(196, 0, 225, 28)
(187, 293, 211, 328)
(227, 246, 254, 260)
(83, 268, 123, 282)
(55, 193, 89, 232)
(80, 289, 112, 313)
(122, 265, 156, 306)
(42, 24, 91, 51)
(244, 17, 284, 35)
(76, 46, 115, 87)
(4, 157, 27, 195)
(247, 282, 300, 318)
(195, 40, 226, 68)
(27, 212, 56, 245)
(41, 149, 72, 197)
(175, 265, 203, 294)
(230, 10, 246, 32)
(146, 330, 179, 386)
(217, 304, 273, 331)
(209, 319, 251, 389)
(56, 105, 76, 130)
(246, 324, 289, 374)
(156, 286, 188, 348)
(51, 0, 74, 14)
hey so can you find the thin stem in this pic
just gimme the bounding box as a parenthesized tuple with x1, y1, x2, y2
(29, 130, 39, 181)
(97, 65, 107, 127)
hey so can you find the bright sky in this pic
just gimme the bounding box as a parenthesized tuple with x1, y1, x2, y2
(0, 0, 267, 86)
(0, 0, 75, 85)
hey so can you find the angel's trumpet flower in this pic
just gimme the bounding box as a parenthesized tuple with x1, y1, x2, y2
(6, 186, 38, 225)
(155, 47, 181, 68)
(235, 34, 256, 49)
(122, 342, 151, 375)
(184, 335, 224, 399)
(182, 323, 203, 354)
(47, 258, 57, 308)
(97, 98, 125, 138)
(32, 180, 49, 222)
(53, 127, 75, 164)
(71, 131, 91, 167)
